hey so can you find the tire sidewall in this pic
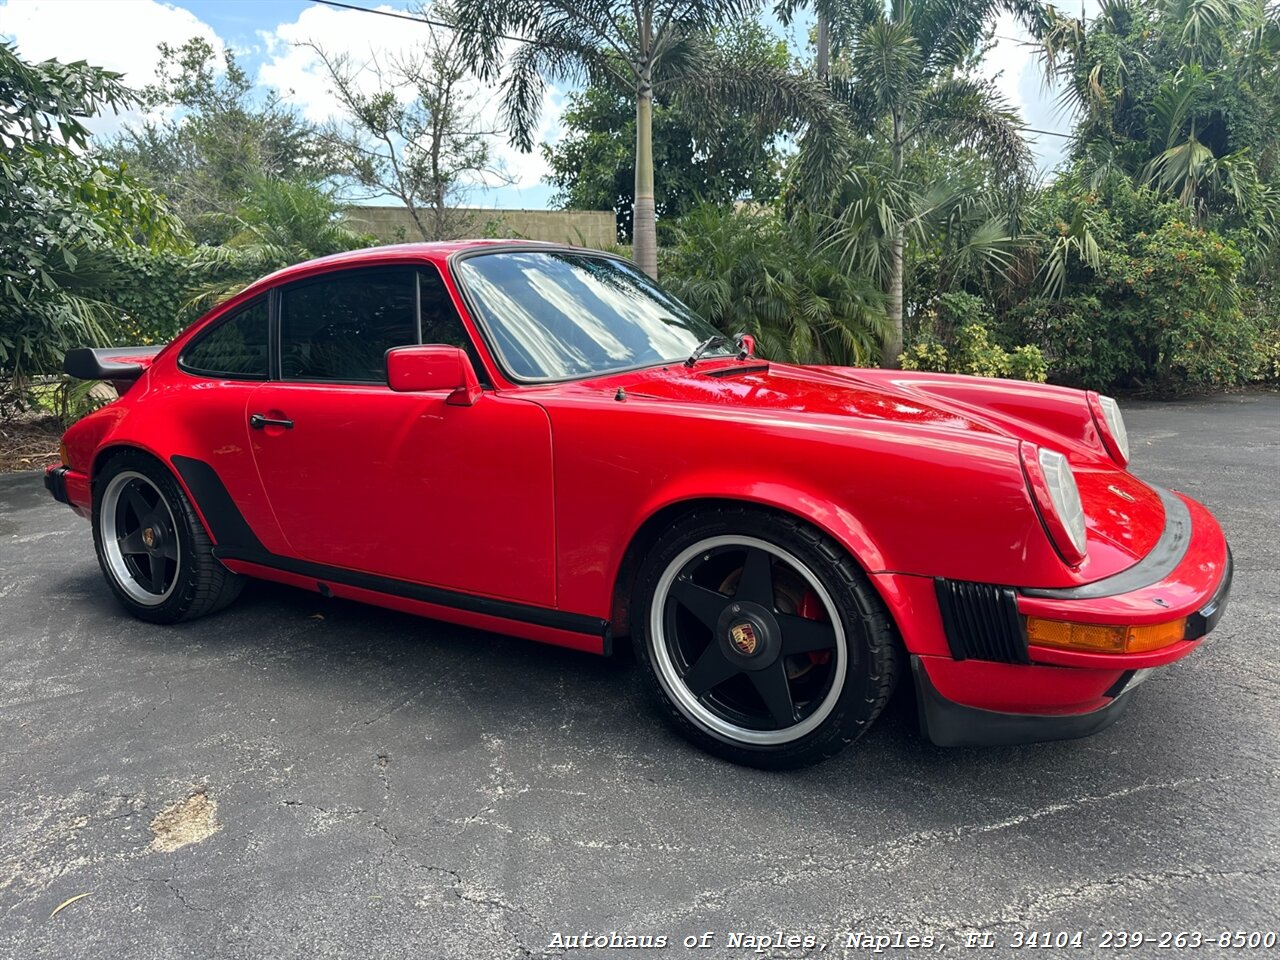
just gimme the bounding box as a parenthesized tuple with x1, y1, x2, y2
(632, 509, 894, 769)
(92, 452, 207, 624)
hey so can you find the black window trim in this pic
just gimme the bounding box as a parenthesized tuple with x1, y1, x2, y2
(178, 294, 272, 382)
(183, 259, 492, 388)
(447, 243, 727, 386)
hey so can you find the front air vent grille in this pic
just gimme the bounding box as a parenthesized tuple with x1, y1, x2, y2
(934, 579, 1029, 664)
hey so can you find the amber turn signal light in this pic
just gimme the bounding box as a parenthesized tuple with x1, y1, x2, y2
(1026, 616, 1187, 654)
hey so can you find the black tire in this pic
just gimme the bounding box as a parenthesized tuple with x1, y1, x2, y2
(631, 506, 899, 769)
(91, 449, 244, 624)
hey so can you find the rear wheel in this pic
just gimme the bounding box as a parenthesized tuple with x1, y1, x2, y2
(632, 508, 899, 768)
(92, 451, 243, 623)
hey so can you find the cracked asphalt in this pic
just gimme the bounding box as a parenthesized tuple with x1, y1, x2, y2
(1, 391, 1277, 959)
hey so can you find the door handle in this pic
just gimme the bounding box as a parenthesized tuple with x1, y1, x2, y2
(249, 413, 294, 430)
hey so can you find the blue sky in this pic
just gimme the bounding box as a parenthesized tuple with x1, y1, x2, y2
(0, 0, 1085, 211)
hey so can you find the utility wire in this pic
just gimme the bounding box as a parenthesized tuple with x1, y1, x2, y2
(310, 0, 1080, 139)
(312, 0, 547, 47)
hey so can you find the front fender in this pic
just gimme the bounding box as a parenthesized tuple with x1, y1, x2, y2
(545, 397, 1070, 621)
(825, 368, 1114, 466)
(629, 471, 889, 572)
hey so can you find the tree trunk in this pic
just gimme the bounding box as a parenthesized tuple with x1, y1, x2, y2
(882, 107, 905, 368)
(883, 230, 904, 367)
(632, 74, 658, 278)
(816, 14, 830, 80)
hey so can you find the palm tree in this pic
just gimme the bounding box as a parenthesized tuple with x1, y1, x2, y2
(789, 0, 1039, 366)
(452, 0, 841, 278)
(663, 204, 891, 365)
(1038, 0, 1278, 234)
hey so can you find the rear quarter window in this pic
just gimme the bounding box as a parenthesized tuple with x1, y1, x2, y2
(180, 299, 270, 379)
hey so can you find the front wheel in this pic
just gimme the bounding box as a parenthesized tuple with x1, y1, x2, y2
(92, 450, 243, 624)
(632, 508, 900, 768)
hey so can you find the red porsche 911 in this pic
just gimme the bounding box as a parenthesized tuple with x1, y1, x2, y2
(45, 241, 1232, 767)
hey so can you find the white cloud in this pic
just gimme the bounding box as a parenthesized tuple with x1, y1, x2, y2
(978, 18, 1065, 171)
(980, 14, 1033, 121)
(0, 0, 223, 138)
(979, 1, 1108, 175)
(256, 2, 563, 197)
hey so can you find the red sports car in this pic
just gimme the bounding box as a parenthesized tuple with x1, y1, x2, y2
(45, 241, 1232, 767)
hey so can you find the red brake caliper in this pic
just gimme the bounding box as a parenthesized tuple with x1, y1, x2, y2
(798, 588, 832, 665)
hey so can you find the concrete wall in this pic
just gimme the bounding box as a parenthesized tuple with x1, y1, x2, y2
(343, 206, 617, 250)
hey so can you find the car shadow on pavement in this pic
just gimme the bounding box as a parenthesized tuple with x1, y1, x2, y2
(44, 561, 1114, 799)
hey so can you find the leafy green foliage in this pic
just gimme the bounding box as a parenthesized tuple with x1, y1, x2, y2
(1039, 0, 1279, 265)
(453, 0, 845, 276)
(0, 42, 183, 408)
(187, 178, 374, 305)
(101, 38, 336, 244)
(791, 0, 1036, 365)
(542, 22, 789, 241)
(899, 292, 1048, 382)
(1013, 176, 1260, 392)
(661, 205, 890, 365)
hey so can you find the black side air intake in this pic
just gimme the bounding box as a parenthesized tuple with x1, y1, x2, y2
(934, 579, 1029, 664)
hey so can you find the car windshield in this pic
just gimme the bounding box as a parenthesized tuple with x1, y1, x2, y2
(453, 250, 733, 380)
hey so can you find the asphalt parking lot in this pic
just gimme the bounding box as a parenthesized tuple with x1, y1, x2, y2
(1, 391, 1277, 959)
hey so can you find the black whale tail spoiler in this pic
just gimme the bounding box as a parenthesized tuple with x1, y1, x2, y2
(63, 346, 163, 384)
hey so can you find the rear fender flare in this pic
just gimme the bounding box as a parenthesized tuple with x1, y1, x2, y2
(90, 442, 221, 546)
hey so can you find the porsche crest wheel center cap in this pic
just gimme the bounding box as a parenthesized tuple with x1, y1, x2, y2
(715, 602, 780, 670)
(142, 527, 157, 550)
(729, 621, 760, 656)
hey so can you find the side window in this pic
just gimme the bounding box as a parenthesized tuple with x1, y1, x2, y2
(418, 267, 470, 348)
(181, 299, 269, 379)
(280, 268, 416, 382)
(418, 266, 487, 383)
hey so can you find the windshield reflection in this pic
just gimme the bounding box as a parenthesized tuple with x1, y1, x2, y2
(454, 251, 730, 380)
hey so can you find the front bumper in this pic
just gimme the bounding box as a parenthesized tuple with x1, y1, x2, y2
(913, 488, 1232, 746)
(913, 655, 1135, 747)
(44, 464, 71, 505)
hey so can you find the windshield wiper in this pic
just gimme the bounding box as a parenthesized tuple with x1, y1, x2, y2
(685, 333, 750, 367)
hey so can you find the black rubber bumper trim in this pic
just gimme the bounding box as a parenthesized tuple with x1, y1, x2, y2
(44, 465, 71, 505)
(1185, 546, 1233, 639)
(912, 656, 1131, 747)
(1021, 485, 1192, 601)
(215, 546, 609, 639)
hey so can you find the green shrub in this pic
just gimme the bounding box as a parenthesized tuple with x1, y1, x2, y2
(1008, 344, 1050, 383)
(900, 293, 1048, 382)
(1017, 178, 1255, 394)
(1244, 298, 1280, 384)
(661, 205, 889, 366)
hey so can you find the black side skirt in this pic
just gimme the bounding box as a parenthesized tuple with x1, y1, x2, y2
(173, 454, 608, 640)
(215, 545, 608, 639)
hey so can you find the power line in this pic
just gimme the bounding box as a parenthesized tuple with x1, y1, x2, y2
(311, 0, 547, 48)
(311, 0, 1079, 139)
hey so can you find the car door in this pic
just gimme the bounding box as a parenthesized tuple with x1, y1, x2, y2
(172, 294, 290, 554)
(246, 263, 556, 607)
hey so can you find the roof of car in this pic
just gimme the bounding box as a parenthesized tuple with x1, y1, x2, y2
(238, 239, 578, 299)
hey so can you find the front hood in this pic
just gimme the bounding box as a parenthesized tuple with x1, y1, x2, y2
(551, 360, 1164, 570)
(619, 361, 1001, 433)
